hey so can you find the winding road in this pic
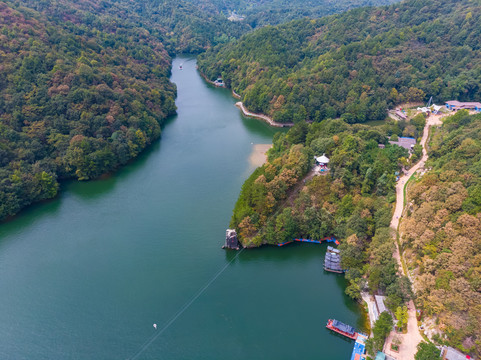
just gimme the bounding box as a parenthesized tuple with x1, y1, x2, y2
(384, 114, 443, 359)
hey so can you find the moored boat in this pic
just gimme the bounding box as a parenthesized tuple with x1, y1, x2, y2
(326, 319, 358, 340)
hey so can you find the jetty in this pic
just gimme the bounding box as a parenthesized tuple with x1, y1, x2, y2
(326, 319, 358, 340)
(324, 246, 345, 273)
(277, 237, 339, 247)
(350, 333, 368, 360)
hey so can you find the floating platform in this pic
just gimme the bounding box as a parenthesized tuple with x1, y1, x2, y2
(350, 333, 368, 360)
(277, 237, 339, 247)
(326, 319, 358, 340)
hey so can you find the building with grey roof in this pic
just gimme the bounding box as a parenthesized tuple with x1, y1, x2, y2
(389, 136, 416, 151)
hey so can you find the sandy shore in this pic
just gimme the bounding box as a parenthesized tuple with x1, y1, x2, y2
(249, 144, 272, 168)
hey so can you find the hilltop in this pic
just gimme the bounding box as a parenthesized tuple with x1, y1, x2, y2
(198, 0, 481, 124)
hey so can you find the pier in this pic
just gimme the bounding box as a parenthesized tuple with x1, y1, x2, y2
(277, 237, 339, 247)
(350, 333, 368, 360)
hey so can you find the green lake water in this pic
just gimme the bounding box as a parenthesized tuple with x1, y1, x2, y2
(0, 57, 363, 359)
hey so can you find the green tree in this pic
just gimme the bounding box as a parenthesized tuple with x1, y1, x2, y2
(415, 342, 441, 360)
(395, 305, 408, 331)
(366, 312, 393, 356)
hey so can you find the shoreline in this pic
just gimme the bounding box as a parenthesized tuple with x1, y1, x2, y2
(249, 144, 272, 168)
(196, 68, 292, 128)
(235, 102, 293, 128)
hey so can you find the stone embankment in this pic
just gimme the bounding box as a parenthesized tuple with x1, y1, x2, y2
(235, 102, 293, 128)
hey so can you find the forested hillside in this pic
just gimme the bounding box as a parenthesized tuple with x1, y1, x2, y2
(15, 0, 249, 53)
(400, 110, 481, 357)
(231, 119, 412, 312)
(187, 0, 399, 27)
(0, 0, 405, 221)
(0, 1, 178, 219)
(198, 0, 481, 124)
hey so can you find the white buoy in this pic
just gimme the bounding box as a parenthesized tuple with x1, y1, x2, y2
(153, 323, 157, 329)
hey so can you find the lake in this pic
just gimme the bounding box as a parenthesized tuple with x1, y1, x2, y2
(0, 57, 362, 359)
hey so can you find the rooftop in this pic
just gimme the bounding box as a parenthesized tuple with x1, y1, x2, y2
(442, 346, 472, 360)
(375, 295, 387, 314)
(395, 109, 407, 119)
(446, 100, 481, 108)
(316, 154, 330, 163)
(389, 136, 416, 150)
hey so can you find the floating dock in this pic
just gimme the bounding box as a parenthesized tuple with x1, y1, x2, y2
(277, 237, 339, 247)
(350, 333, 368, 360)
(326, 319, 358, 340)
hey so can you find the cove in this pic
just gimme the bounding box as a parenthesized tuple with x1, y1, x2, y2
(0, 57, 362, 359)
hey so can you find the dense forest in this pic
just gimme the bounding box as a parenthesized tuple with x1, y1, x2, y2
(0, 0, 179, 220)
(14, 0, 249, 53)
(400, 110, 481, 357)
(187, 0, 399, 28)
(1, 0, 404, 221)
(230, 119, 413, 314)
(198, 0, 481, 124)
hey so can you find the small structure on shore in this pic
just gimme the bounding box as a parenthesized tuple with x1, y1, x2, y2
(228, 11, 245, 22)
(315, 154, 330, 173)
(445, 100, 481, 112)
(223, 229, 240, 250)
(372, 295, 388, 322)
(213, 78, 225, 87)
(441, 346, 473, 360)
(324, 246, 345, 273)
(389, 136, 416, 151)
(394, 109, 407, 120)
(417, 104, 443, 115)
(375, 295, 388, 315)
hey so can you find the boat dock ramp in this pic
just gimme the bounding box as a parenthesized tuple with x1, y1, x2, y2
(350, 333, 368, 360)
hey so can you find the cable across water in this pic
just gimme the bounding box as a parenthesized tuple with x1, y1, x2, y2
(128, 248, 245, 360)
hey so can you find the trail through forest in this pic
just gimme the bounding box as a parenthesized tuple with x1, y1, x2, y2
(384, 113, 443, 359)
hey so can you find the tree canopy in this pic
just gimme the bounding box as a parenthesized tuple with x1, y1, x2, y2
(401, 111, 481, 357)
(199, 0, 481, 123)
(0, 0, 178, 220)
(230, 117, 413, 305)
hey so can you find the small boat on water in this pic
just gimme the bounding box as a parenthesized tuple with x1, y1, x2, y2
(326, 319, 358, 340)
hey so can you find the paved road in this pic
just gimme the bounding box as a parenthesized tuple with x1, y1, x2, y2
(384, 114, 443, 359)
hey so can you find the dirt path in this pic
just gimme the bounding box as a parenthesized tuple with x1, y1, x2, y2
(384, 114, 443, 359)
(284, 168, 320, 207)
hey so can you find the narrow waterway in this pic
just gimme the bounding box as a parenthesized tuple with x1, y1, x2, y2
(0, 57, 362, 359)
